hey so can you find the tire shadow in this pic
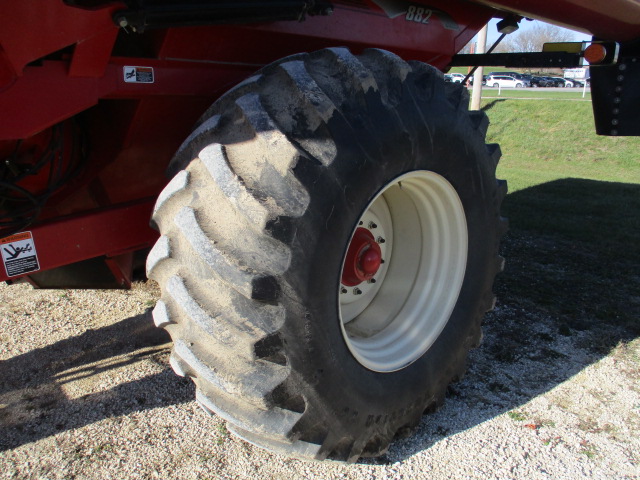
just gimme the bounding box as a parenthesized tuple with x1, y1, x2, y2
(374, 178, 640, 463)
(2, 179, 638, 460)
(0, 308, 194, 451)
(480, 98, 508, 112)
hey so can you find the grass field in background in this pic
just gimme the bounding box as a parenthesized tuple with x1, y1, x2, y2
(481, 94, 639, 342)
(484, 98, 639, 189)
(477, 89, 591, 100)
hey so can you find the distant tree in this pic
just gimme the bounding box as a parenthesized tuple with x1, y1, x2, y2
(495, 22, 576, 53)
(459, 40, 474, 55)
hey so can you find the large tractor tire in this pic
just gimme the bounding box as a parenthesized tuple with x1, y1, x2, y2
(147, 48, 507, 462)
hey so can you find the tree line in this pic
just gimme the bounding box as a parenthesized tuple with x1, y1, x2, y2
(463, 21, 578, 54)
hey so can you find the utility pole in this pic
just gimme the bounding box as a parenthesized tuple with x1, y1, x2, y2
(470, 24, 488, 111)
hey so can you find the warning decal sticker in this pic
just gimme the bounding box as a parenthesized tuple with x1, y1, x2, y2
(123, 66, 154, 83)
(1, 231, 40, 277)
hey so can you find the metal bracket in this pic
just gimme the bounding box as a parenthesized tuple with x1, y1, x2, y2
(450, 51, 583, 69)
(112, 1, 334, 33)
(591, 55, 640, 136)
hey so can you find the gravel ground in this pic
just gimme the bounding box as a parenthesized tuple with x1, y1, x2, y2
(1, 243, 639, 479)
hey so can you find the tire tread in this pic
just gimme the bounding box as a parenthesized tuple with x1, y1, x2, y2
(147, 47, 507, 463)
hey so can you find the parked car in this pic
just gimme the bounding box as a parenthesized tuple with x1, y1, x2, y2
(531, 76, 555, 87)
(468, 74, 484, 85)
(487, 71, 520, 78)
(469, 74, 488, 86)
(569, 79, 585, 87)
(487, 71, 531, 87)
(529, 76, 544, 87)
(549, 77, 573, 87)
(515, 74, 533, 87)
(444, 73, 466, 83)
(541, 76, 564, 87)
(486, 75, 525, 88)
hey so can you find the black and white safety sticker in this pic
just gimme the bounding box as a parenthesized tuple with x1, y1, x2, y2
(1, 231, 40, 277)
(123, 66, 154, 83)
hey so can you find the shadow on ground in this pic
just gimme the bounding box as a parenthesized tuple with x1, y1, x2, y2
(0, 310, 194, 451)
(481, 98, 507, 112)
(370, 178, 640, 463)
(1, 179, 638, 460)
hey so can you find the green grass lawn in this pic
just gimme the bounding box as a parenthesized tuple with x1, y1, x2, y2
(477, 89, 591, 100)
(481, 96, 640, 343)
(484, 98, 639, 189)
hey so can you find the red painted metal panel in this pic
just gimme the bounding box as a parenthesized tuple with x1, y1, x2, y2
(155, 2, 493, 69)
(0, 0, 492, 278)
(0, 61, 117, 140)
(105, 252, 134, 289)
(0, 58, 251, 139)
(0, 0, 494, 140)
(69, 28, 119, 78)
(0, 1, 121, 77)
(473, 0, 640, 41)
(0, 200, 158, 283)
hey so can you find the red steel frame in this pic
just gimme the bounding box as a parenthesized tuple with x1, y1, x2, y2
(1, 0, 639, 285)
(0, 0, 492, 285)
(3, 200, 157, 286)
(0, 1, 493, 140)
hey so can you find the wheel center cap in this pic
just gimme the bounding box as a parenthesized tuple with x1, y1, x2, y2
(341, 228, 382, 287)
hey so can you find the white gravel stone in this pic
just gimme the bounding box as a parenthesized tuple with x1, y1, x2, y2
(1, 280, 638, 479)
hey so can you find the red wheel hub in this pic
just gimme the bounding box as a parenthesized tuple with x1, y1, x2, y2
(341, 227, 382, 287)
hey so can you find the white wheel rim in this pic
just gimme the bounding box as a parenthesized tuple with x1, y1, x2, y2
(338, 171, 468, 372)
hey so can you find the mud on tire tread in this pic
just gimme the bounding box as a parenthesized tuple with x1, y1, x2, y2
(148, 48, 506, 462)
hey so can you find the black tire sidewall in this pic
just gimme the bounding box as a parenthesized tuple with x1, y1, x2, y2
(280, 90, 498, 442)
